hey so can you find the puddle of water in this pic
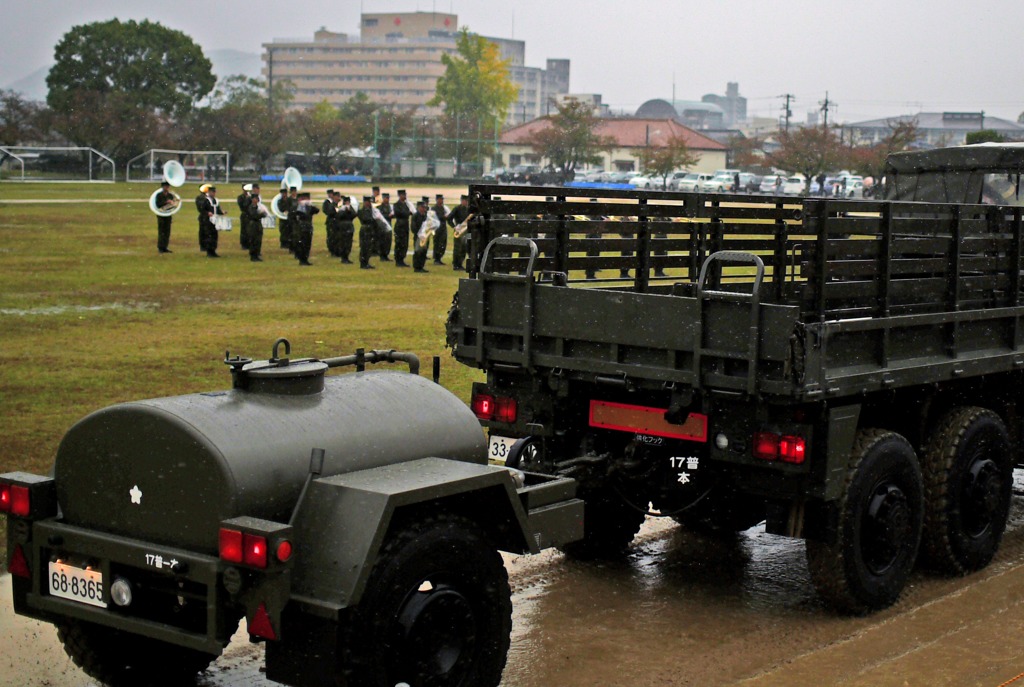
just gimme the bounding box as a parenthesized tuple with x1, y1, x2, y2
(0, 302, 159, 316)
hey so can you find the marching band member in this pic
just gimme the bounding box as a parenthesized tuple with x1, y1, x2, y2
(356, 196, 378, 270)
(275, 187, 289, 250)
(432, 194, 450, 265)
(293, 191, 319, 266)
(196, 183, 210, 252)
(322, 189, 339, 257)
(245, 184, 265, 262)
(377, 192, 394, 261)
(391, 189, 413, 267)
(411, 200, 432, 273)
(281, 186, 299, 253)
(197, 185, 224, 258)
(337, 194, 356, 264)
(447, 194, 472, 271)
(237, 183, 253, 250)
(154, 179, 177, 253)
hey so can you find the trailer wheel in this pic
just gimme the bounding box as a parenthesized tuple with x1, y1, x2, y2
(806, 429, 923, 614)
(56, 619, 222, 686)
(921, 407, 1013, 574)
(337, 514, 511, 687)
(560, 490, 646, 559)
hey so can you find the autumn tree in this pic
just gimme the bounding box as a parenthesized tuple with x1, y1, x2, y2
(527, 99, 614, 173)
(640, 135, 701, 190)
(847, 119, 919, 186)
(0, 90, 55, 145)
(768, 126, 844, 193)
(47, 19, 214, 119)
(729, 133, 768, 171)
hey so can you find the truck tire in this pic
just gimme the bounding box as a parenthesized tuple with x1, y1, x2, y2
(56, 619, 222, 686)
(921, 407, 1013, 574)
(337, 513, 512, 687)
(806, 429, 923, 614)
(559, 491, 646, 559)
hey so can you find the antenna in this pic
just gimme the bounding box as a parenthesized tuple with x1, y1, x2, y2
(511, 9, 515, 38)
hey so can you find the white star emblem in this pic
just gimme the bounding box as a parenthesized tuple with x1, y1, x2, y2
(129, 485, 143, 505)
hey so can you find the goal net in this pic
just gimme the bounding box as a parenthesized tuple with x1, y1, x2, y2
(126, 149, 231, 185)
(0, 146, 116, 182)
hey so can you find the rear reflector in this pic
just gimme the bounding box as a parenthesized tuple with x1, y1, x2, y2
(589, 400, 708, 442)
(495, 397, 517, 423)
(243, 534, 268, 569)
(11, 486, 30, 518)
(9, 544, 30, 578)
(219, 528, 243, 564)
(276, 540, 293, 563)
(753, 432, 779, 461)
(249, 602, 277, 641)
(0, 483, 10, 513)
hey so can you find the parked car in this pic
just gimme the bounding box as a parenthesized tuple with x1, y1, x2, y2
(607, 171, 639, 185)
(629, 174, 672, 190)
(782, 175, 807, 195)
(759, 174, 785, 194)
(676, 172, 714, 193)
(738, 172, 761, 193)
(584, 169, 606, 182)
(666, 171, 691, 190)
(702, 172, 738, 193)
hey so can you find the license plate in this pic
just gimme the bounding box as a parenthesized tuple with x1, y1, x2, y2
(49, 561, 106, 608)
(488, 435, 517, 464)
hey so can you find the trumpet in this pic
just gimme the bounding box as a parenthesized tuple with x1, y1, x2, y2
(452, 213, 475, 239)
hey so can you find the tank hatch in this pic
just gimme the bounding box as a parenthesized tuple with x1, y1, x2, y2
(225, 338, 327, 395)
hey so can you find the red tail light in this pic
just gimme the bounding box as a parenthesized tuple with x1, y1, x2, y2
(276, 540, 293, 563)
(11, 486, 30, 517)
(219, 528, 243, 563)
(495, 397, 518, 423)
(753, 432, 806, 464)
(472, 393, 495, 420)
(243, 534, 268, 568)
(0, 483, 10, 514)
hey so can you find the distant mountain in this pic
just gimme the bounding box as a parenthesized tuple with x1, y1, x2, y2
(2, 49, 262, 103)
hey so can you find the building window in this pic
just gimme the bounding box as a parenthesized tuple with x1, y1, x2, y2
(364, 18, 379, 27)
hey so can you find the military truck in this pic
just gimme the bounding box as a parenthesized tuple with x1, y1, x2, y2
(446, 145, 1024, 614)
(1, 342, 583, 686)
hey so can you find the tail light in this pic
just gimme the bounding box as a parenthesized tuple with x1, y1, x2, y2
(220, 518, 293, 569)
(219, 528, 244, 564)
(471, 392, 518, 423)
(752, 432, 806, 464)
(243, 534, 268, 568)
(0, 483, 10, 513)
(0, 474, 56, 520)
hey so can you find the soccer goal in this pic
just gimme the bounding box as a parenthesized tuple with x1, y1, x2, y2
(0, 146, 116, 182)
(126, 149, 231, 185)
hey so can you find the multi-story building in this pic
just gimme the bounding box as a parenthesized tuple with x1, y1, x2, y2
(702, 82, 747, 128)
(262, 12, 570, 119)
(846, 112, 1024, 147)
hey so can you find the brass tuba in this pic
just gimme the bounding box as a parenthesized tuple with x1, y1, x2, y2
(271, 168, 303, 219)
(148, 160, 186, 217)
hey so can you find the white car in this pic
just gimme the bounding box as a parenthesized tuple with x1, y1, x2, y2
(676, 173, 714, 193)
(759, 174, 785, 194)
(627, 174, 657, 189)
(702, 173, 737, 193)
(782, 175, 807, 195)
(666, 171, 691, 190)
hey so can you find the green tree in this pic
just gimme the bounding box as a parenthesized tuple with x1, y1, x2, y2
(298, 101, 349, 173)
(527, 98, 614, 173)
(966, 129, 1006, 145)
(50, 90, 169, 164)
(640, 135, 701, 190)
(768, 126, 844, 194)
(429, 29, 518, 124)
(47, 19, 214, 119)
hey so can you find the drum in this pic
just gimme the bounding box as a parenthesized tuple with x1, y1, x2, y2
(260, 216, 276, 229)
(214, 216, 233, 232)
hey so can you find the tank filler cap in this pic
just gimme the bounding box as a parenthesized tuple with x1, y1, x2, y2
(226, 338, 329, 395)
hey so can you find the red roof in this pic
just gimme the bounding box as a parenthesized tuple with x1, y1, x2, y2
(500, 117, 726, 151)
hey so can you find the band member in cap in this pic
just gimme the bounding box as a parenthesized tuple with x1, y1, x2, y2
(411, 200, 431, 272)
(293, 191, 319, 266)
(371, 185, 381, 204)
(377, 192, 394, 261)
(432, 194, 450, 265)
(391, 189, 412, 267)
(447, 194, 472, 271)
(336, 194, 356, 264)
(356, 196, 377, 269)
(245, 184, 265, 262)
(196, 183, 211, 252)
(154, 180, 177, 253)
(322, 189, 339, 257)
(281, 186, 298, 252)
(237, 183, 253, 250)
(274, 187, 289, 249)
(197, 185, 224, 258)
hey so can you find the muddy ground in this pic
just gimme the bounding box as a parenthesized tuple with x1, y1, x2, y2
(4, 490, 1024, 686)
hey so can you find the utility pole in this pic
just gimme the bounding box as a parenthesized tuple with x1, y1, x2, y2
(779, 94, 794, 132)
(819, 91, 836, 128)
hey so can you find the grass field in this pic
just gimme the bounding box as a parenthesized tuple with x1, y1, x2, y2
(0, 181, 482, 566)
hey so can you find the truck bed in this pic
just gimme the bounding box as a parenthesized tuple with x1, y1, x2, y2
(449, 185, 1024, 401)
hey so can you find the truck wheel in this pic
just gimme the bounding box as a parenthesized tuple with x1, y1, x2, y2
(806, 429, 923, 614)
(338, 514, 511, 687)
(921, 407, 1013, 574)
(560, 491, 646, 559)
(56, 619, 222, 686)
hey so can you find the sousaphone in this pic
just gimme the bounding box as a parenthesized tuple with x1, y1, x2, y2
(272, 167, 303, 220)
(148, 160, 186, 217)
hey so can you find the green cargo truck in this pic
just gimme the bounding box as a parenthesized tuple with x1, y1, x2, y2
(1, 343, 583, 686)
(447, 144, 1024, 614)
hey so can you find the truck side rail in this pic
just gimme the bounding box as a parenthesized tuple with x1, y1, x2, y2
(466, 185, 1024, 323)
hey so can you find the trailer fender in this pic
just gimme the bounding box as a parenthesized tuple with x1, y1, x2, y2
(823, 404, 862, 501)
(286, 457, 532, 615)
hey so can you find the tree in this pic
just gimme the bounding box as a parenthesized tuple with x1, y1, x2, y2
(847, 119, 919, 186)
(640, 135, 701, 190)
(966, 129, 1006, 145)
(298, 101, 349, 173)
(47, 19, 215, 119)
(729, 133, 768, 171)
(429, 29, 518, 125)
(0, 90, 54, 145)
(768, 126, 844, 193)
(527, 99, 614, 174)
(50, 90, 168, 164)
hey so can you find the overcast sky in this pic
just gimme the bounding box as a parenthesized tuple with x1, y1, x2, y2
(2, 0, 1022, 125)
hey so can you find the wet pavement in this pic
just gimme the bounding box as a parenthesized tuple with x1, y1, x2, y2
(4, 480, 1024, 686)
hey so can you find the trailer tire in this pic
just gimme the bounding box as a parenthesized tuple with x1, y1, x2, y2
(806, 429, 923, 614)
(337, 513, 512, 687)
(56, 619, 222, 686)
(559, 491, 646, 559)
(921, 407, 1013, 575)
